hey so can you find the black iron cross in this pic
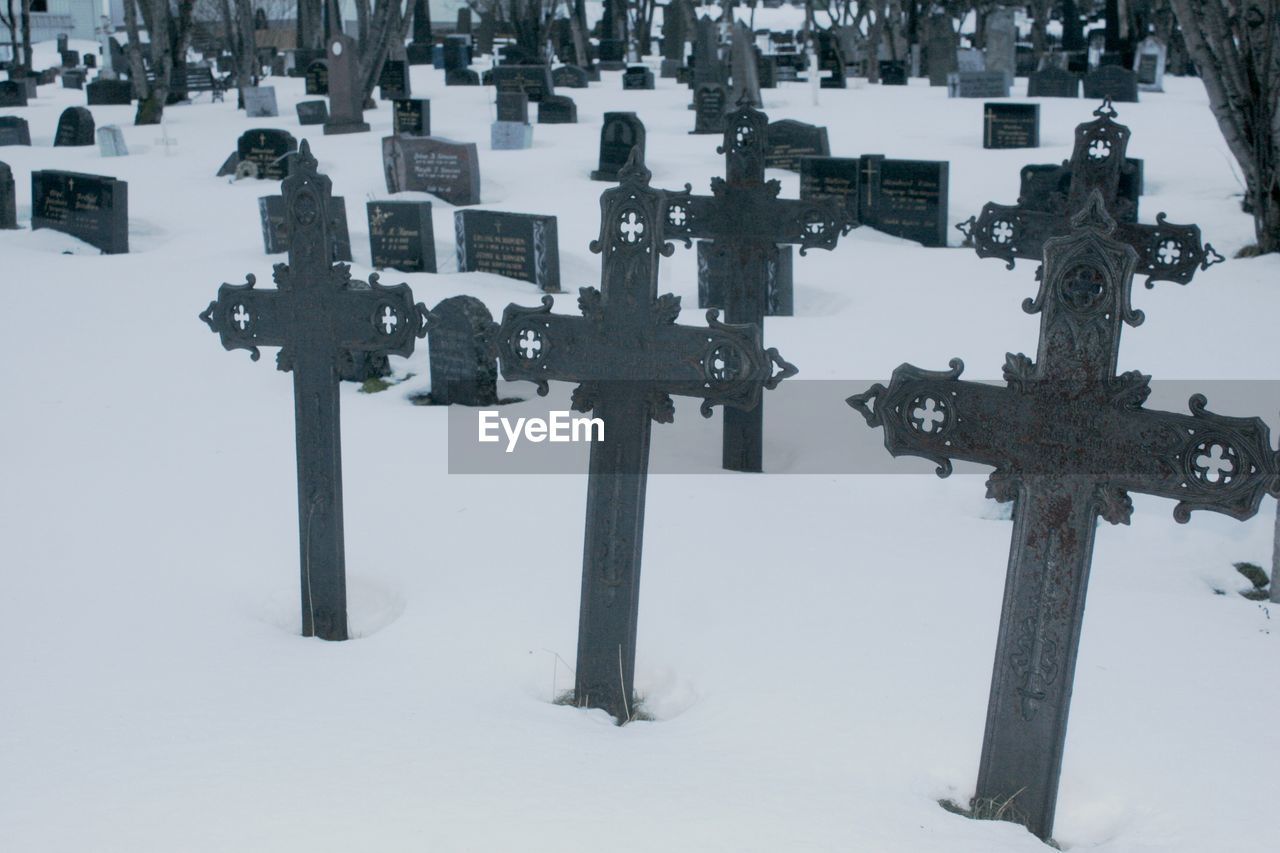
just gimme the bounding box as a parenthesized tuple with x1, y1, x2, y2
(496, 152, 796, 722)
(958, 100, 1223, 286)
(200, 141, 428, 641)
(850, 190, 1279, 841)
(663, 99, 848, 472)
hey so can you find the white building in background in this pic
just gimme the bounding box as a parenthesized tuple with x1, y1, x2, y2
(22, 0, 125, 45)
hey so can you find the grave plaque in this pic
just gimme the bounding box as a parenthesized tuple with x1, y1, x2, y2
(698, 240, 792, 315)
(378, 59, 410, 100)
(382, 135, 481, 206)
(296, 100, 329, 125)
(31, 169, 129, 253)
(236, 129, 298, 181)
(445, 68, 480, 86)
(259, 193, 353, 262)
(878, 60, 908, 85)
(537, 95, 578, 124)
(1027, 66, 1080, 98)
(692, 82, 728, 134)
(590, 112, 645, 181)
(0, 116, 32, 146)
(948, 70, 1011, 98)
(393, 98, 430, 135)
(96, 124, 128, 157)
(763, 119, 830, 172)
(54, 107, 95, 147)
(455, 209, 560, 291)
(1134, 36, 1165, 92)
(849, 193, 1279, 842)
(304, 60, 329, 95)
(200, 142, 428, 642)
(61, 69, 87, 89)
(1083, 65, 1138, 103)
(551, 65, 589, 88)
(0, 81, 28, 107)
(368, 200, 437, 273)
(799, 155, 861, 225)
(622, 65, 655, 90)
(496, 91, 529, 124)
(491, 120, 533, 150)
(86, 79, 132, 105)
(492, 65, 555, 102)
(324, 33, 371, 134)
(857, 156, 949, 247)
(427, 295, 498, 406)
(0, 161, 15, 228)
(242, 86, 279, 118)
(983, 103, 1039, 149)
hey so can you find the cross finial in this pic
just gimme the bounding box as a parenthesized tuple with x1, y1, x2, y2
(1069, 188, 1117, 234)
(1093, 97, 1118, 119)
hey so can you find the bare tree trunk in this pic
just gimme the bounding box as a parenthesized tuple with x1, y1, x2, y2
(219, 0, 256, 107)
(355, 0, 411, 105)
(1029, 0, 1051, 67)
(865, 1, 887, 82)
(135, 0, 175, 124)
(123, 0, 149, 100)
(19, 0, 30, 72)
(2, 0, 18, 66)
(298, 0, 324, 50)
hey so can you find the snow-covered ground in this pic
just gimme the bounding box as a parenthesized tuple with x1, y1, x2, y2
(3, 35, 1279, 853)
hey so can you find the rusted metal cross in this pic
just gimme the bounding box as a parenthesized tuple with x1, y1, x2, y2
(496, 152, 796, 722)
(200, 141, 428, 640)
(958, 100, 1222, 286)
(851, 191, 1279, 841)
(663, 99, 848, 472)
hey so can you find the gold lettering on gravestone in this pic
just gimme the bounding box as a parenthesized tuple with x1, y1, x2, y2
(470, 221, 530, 278)
(877, 175, 940, 227)
(411, 151, 463, 184)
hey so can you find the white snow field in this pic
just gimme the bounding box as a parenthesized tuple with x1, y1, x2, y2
(3, 33, 1279, 853)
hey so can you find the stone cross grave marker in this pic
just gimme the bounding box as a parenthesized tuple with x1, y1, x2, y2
(958, 101, 1222, 286)
(199, 142, 428, 640)
(661, 100, 847, 472)
(849, 191, 1280, 842)
(494, 151, 796, 722)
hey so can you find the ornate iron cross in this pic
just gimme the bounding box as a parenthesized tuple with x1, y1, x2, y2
(496, 152, 796, 722)
(200, 142, 429, 641)
(663, 99, 848, 472)
(958, 100, 1222, 286)
(851, 191, 1279, 841)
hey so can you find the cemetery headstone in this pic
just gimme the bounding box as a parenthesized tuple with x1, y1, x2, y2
(324, 33, 371, 134)
(691, 16, 726, 88)
(0, 161, 15, 228)
(296, 100, 329, 125)
(622, 66, 655, 90)
(698, 240, 793, 316)
(983, 103, 1039, 149)
(426, 295, 499, 406)
(551, 65, 589, 88)
(0, 81, 29, 107)
(692, 83, 728, 134)
(878, 61, 908, 85)
(496, 91, 529, 124)
(31, 169, 128, 253)
(235, 129, 298, 181)
(96, 124, 128, 157)
(305, 59, 329, 95)
(86, 79, 132, 105)
(756, 52, 777, 88)
(455, 209, 560, 291)
(242, 86, 279, 118)
(368, 200, 437, 273)
(854, 155, 950, 247)
(763, 119, 830, 172)
(1027, 66, 1080, 98)
(259, 192, 353, 262)
(61, 69, 87, 89)
(492, 65, 555, 102)
(378, 59, 411, 100)
(590, 112, 646, 181)
(1083, 65, 1138, 103)
(956, 47, 986, 72)
(445, 68, 481, 86)
(491, 121, 534, 150)
(849, 192, 1280, 842)
(1133, 35, 1166, 92)
(442, 36, 471, 72)
(0, 116, 32, 146)
(537, 95, 578, 124)
(382, 135, 481, 206)
(948, 70, 1011, 98)
(54, 107, 95, 147)
(199, 142, 427, 642)
(798, 155, 862, 226)
(925, 13, 958, 86)
(393, 98, 430, 136)
(984, 5, 1017, 80)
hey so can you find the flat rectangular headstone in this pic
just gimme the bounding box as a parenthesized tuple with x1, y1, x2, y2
(1028, 66, 1080, 97)
(491, 65, 555, 102)
(31, 169, 129, 253)
(799, 155, 861, 226)
(379, 59, 411, 100)
(697, 240, 793, 316)
(537, 95, 578, 124)
(0, 162, 15, 229)
(305, 60, 329, 95)
(878, 60, 908, 85)
(0, 116, 32, 146)
(491, 120, 534, 150)
(956, 48, 986, 72)
(859, 156, 949, 247)
(96, 124, 128, 157)
(367, 200, 437, 273)
(947, 70, 1010, 98)
(622, 66, 656, 90)
(983, 103, 1039, 149)
(382, 135, 481, 206)
(496, 91, 529, 124)
(0, 81, 29, 107)
(258, 194, 352, 262)
(237, 129, 298, 180)
(551, 65, 589, 88)
(764, 120, 830, 172)
(296, 100, 329, 125)
(1083, 65, 1139, 102)
(393, 98, 430, 135)
(61, 70, 87, 89)
(692, 83, 728, 134)
(242, 86, 279, 117)
(455, 208, 560, 291)
(86, 79, 132, 105)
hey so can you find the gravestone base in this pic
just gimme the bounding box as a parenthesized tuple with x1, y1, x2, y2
(323, 119, 371, 135)
(491, 121, 534, 150)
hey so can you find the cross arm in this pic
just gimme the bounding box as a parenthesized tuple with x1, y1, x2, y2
(199, 273, 286, 362)
(662, 185, 848, 253)
(327, 273, 430, 358)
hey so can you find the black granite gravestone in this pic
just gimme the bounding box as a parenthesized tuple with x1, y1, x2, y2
(798, 156, 861, 225)
(442, 36, 470, 72)
(305, 60, 329, 95)
(200, 142, 428, 642)
(496, 91, 529, 124)
(692, 83, 728, 134)
(382, 135, 481, 206)
(378, 59, 411, 100)
(31, 169, 128, 253)
(983, 103, 1040, 148)
(368, 200, 437, 272)
(698, 240, 792, 315)
(0, 116, 32, 146)
(1083, 65, 1139, 102)
(0, 161, 15, 228)
(259, 193, 353, 262)
(0, 81, 28, 107)
(86, 79, 132, 105)
(1028, 66, 1080, 98)
(427, 295, 499, 406)
(856, 156, 950, 247)
(850, 192, 1279, 842)
(236, 129, 298, 181)
(948, 70, 1011, 97)
(590, 112, 645, 181)
(552, 65, 589, 88)
(445, 68, 480, 86)
(393, 98, 430, 135)
(61, 69, 87, 89)
(878, 60, 908, 85)
(492, 65, 555, 101)
(537, 94, 578, 124)
(763, 119, 830, 172)
(455, 209, 560, 291)
(297, 100, 329, 125)
(622, 66, 655, 90)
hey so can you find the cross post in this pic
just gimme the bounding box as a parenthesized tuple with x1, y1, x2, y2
(851, 191, 1279, 841)
(958, 100, 1223, 286)
(663, 98, 848, 472)
(200, 141, 429, 640)
(496, 151, 796, 721)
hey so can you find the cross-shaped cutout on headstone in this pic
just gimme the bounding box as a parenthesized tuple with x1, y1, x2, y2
(958, 100, 1223, 286)
(851, 190, 1279, 842)
(199, 141, 428, 641)
(495, 151, 796, 722)
(661, 97, 849, 472)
